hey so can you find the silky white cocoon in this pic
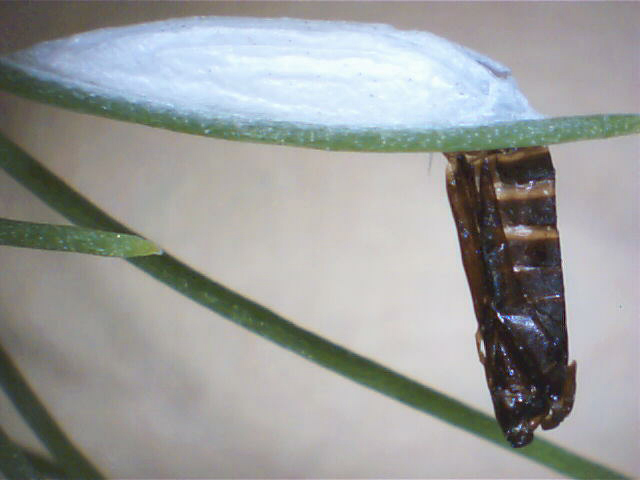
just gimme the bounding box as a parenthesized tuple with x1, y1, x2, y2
(3, 16, 543, 129)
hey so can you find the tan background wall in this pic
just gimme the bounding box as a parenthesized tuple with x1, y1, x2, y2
(0, 2, 637, 477)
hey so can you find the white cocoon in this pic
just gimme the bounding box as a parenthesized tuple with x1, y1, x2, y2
(3, 16, 543, 129)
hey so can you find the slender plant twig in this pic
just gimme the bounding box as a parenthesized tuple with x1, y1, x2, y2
(0, 217, 161, 257)
(0, 60, 639, 153)
(19, 447, 65, 479)
(0, 341, 103, 479)
(0, 132, 629, 479)
(0, 424, 43, 480)
(0, 438, 65, 479)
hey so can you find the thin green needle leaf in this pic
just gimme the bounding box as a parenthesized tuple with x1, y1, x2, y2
(0, 132, 628, 479)
(0, 342, 103, 479)
(17, 447, 66, 480)
(0, 217, 161, 257)
(0, 425, 43, 480)
(0, 59, 638, 152)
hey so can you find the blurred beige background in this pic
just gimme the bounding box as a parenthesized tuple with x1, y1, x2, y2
(0, 2, 637, 478)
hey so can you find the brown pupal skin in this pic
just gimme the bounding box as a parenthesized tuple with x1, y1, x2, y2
(444, 147, 576, 448)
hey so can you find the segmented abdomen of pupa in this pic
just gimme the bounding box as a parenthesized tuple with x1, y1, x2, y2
(493, 146, 566, 341)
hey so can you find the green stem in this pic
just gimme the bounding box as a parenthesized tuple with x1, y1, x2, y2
(19, 448, 66, 479)
(0, 342, 103, 479)
(0, 60, 638, 152)
(0, 132, 628, 479)
(0, 440, 65, 479)
(0, 217, 161, 257)
(0, 425, 43, 480)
